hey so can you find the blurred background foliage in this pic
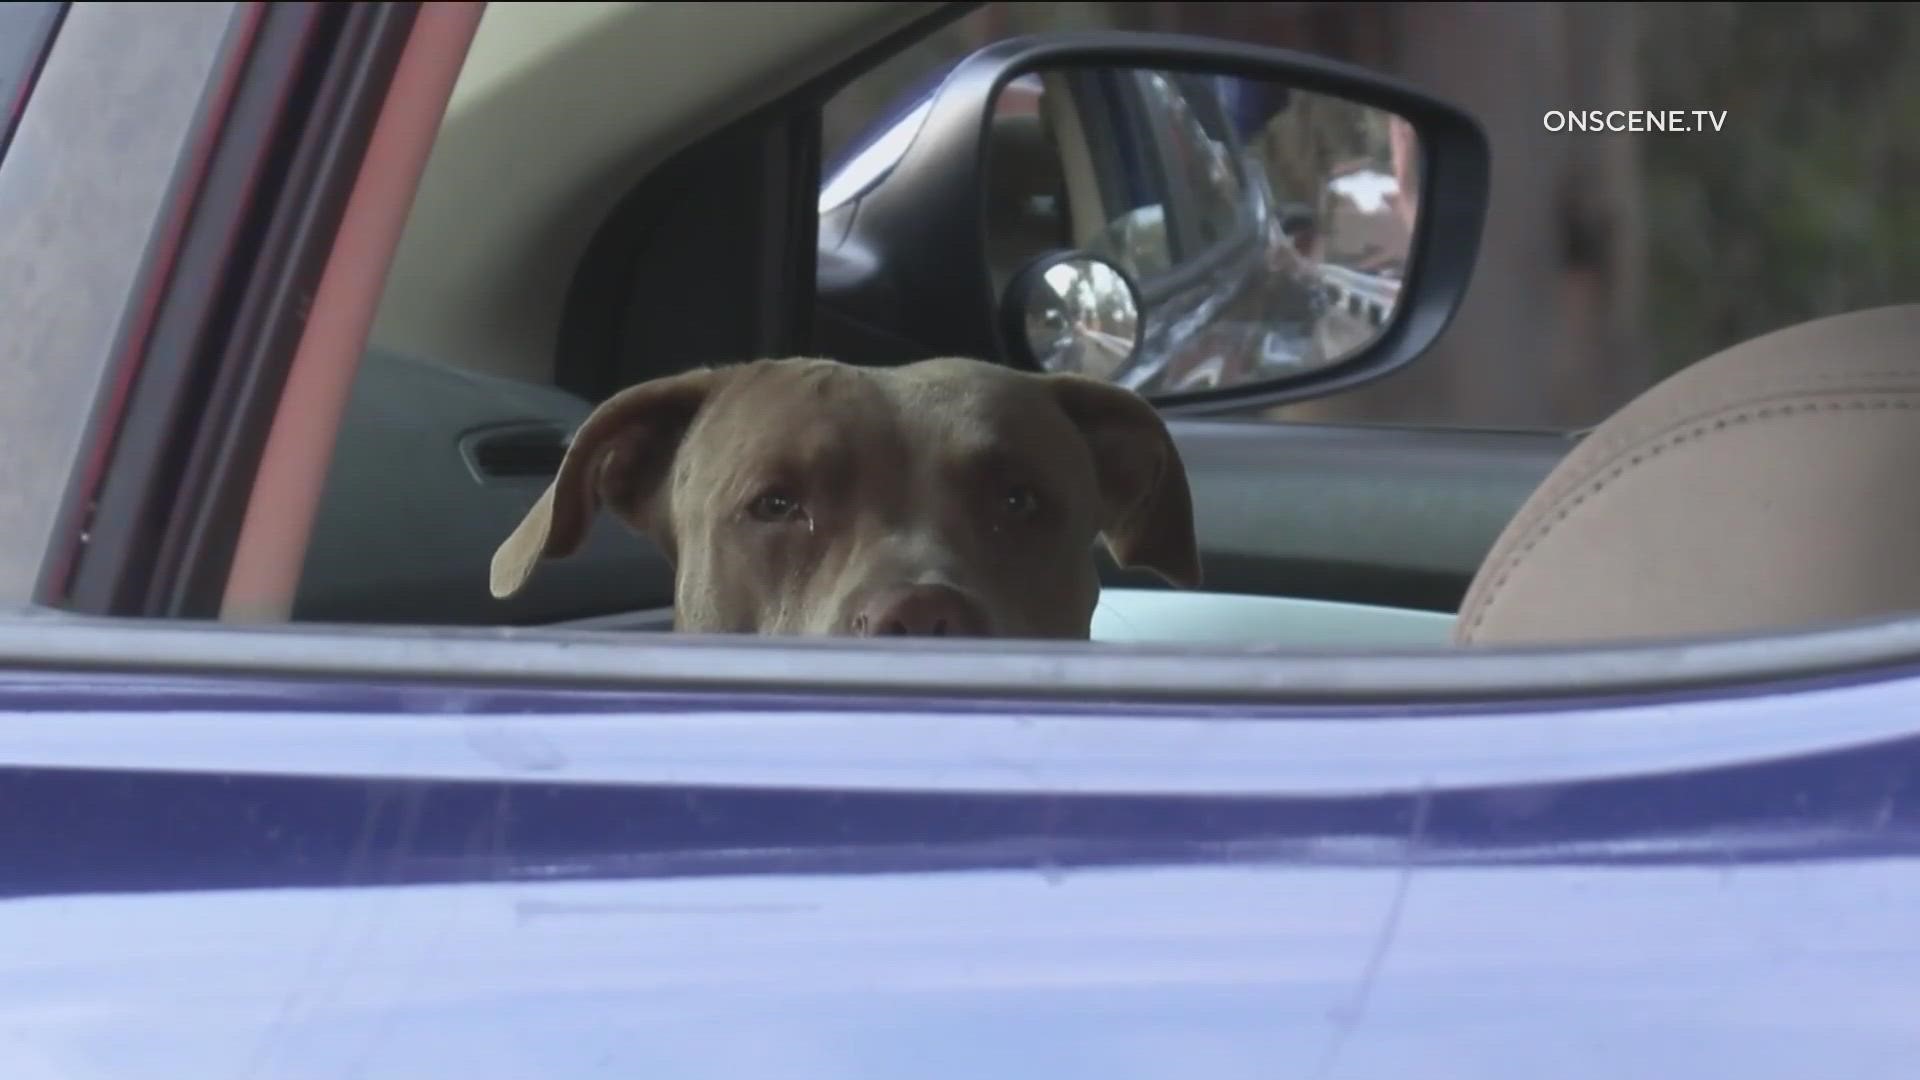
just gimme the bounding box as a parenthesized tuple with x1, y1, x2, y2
(825, 2, 1920, 430)
(1639, 1, 1920, 380)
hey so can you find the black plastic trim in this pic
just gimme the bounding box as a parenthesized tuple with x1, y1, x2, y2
(557, 2, 983, 403)
(556, 110, 814, 403)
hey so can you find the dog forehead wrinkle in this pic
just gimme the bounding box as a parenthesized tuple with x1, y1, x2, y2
(701, 356, 855, 418)
(922, 393, 1070, 485)
(714, 379, 919, 527)
(696, 364, 869, 458)
(883, 366, 1019, 445)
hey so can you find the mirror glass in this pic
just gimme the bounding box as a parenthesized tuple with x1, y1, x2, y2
(1008, 254, 1143, 380)
(983, 66, 1422, 397)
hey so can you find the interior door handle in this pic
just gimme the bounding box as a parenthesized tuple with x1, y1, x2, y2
(459, 422, 571, 484)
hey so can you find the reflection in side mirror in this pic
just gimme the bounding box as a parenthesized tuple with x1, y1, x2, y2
(1002, 252, 1143, 381)
(810, 32, 1486, 414)
(982, 66, 1423, 398)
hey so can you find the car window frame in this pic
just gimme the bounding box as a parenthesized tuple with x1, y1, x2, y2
(5, 604, 1920, 710)
(0, 1, 65, 160)
(43, 2, 427, 622)
(0, 0, 244, 606)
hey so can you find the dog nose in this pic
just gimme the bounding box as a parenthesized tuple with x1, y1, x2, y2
(850, 584, 990, 638)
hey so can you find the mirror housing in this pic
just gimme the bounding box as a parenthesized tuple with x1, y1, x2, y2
(815, 31, 1490, 415)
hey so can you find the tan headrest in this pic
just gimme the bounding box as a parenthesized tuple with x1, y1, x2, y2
(1457, 304, 1920, 646)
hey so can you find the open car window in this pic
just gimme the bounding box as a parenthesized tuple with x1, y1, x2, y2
(81, 0, 1905, 675)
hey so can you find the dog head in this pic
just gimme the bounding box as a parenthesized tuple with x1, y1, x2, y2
(490, 356, 1200, 638)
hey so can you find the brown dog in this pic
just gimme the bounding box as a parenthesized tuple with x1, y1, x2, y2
(489, 356, 1200, 638)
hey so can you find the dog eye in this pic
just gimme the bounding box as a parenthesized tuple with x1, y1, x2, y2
(1002, 484, 1041, 518)
(748, 490, 802, 523)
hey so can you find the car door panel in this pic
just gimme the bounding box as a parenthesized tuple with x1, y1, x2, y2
(5, 656, 1920, 1079)
(293, 347, 675, 627)
(1157, 419, 1570, 613)
(293, 349, 1565, 627)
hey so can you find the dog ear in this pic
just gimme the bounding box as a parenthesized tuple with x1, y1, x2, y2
(1048, 374, 1202, 589)
(490, 368, 716, 600)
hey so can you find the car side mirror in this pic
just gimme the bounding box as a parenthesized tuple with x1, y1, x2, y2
(814, 32, 1489, 415)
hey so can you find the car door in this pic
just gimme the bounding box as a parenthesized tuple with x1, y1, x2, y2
(5, 5, 1920, 1078)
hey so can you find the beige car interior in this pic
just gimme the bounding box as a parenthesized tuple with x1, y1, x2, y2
(1456, 303, 1920, 647)
(349, 3, 1917, 652)
(372, 1, 943, 386)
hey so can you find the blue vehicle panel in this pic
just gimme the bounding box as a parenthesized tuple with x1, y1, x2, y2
(4, 664, 1919, 1075)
